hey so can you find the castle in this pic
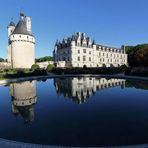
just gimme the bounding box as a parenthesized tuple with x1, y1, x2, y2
(6, 13, 128, 69)
(7, 13, 35, 69)
(53, 32, 128, 68)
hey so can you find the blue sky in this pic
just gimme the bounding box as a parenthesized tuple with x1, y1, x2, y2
(0, 0, 148, 58)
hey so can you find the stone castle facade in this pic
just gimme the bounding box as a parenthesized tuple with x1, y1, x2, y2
(7, 13, 35, 69)
(53, 32, 128, 68)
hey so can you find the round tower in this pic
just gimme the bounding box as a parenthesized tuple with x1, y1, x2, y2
(8, 13, 35, 69)
(7, 21, 15, 37)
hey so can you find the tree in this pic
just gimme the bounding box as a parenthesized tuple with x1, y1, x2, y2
(36, 56, 53, 62)
(125, 44, 148, 67)
(0, 58, 4, 62)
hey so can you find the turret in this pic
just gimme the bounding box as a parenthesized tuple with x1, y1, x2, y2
(7, 21, 15, 37)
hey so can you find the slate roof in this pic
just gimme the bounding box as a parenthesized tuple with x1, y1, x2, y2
(96, 44, 121, 50)
(12, 19, 33, 36)
(9, 21, 15, 27)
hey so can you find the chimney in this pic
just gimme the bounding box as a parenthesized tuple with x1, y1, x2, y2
(25, 16, 31, 33)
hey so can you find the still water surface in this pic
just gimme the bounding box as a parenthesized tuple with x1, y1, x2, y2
(0, 77, 148, 147)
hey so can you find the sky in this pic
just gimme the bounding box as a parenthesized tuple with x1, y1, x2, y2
(0, 0, 148, 58)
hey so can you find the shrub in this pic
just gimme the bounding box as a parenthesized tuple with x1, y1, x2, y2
(32, 68, 47, 76)
(31, 64, 40, 71)
(47, 64, 54, 72)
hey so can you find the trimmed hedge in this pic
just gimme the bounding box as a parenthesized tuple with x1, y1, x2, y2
(0, 68, 47, 79)
(51, 67, 124, 75)
(31, 64, 40, 71)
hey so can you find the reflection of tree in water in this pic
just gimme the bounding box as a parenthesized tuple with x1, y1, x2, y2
(126, 80, 148, 90)
(54, 77, 125, 104)
(10, 81, 37, 124)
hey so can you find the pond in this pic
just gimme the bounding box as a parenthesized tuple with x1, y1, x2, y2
(0, 77, 148, 147)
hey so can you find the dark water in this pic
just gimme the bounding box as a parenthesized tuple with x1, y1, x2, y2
(0, 77, 148, 147)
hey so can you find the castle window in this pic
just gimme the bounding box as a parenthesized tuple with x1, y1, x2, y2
(78, 57, 80, 61)
(78, 50, 80, 54)
(83, 56, 86, 61)
(19, 35, 21, 38)
(89, 51, 91, 54)
(27, 36, 29, 39)
(83, 49, 86, 53)
(89, 57, 91, 61)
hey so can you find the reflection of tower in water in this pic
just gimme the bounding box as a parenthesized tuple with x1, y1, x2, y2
(54, 77, 125, 104)
(10, 81, 37, 124)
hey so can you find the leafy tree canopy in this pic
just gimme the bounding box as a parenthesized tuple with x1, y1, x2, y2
(36, 56, 53, 62)
(125, 44, 148, 67)
(0, 58, 5, 62)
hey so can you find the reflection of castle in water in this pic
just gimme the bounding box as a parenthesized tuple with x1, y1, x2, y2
(54, 77, 125, 104)
(10, 81, 37, 123)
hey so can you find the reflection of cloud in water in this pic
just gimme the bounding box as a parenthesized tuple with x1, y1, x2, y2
(54, 77, 125, 104)
(10, 81, 37, 124)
